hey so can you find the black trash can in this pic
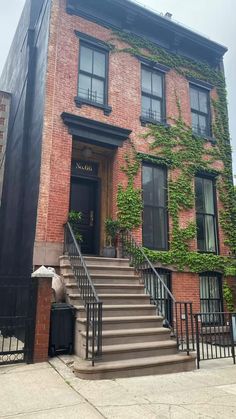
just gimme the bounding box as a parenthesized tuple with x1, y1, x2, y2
(49, 303, 75, 357)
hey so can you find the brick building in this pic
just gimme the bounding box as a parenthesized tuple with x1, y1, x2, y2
(0, 0, 235, 374)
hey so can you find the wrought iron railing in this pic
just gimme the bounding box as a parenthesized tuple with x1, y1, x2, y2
(64, 222, 102, 365)
(120, 230, 194, 354)
(194, 312, 236, 368)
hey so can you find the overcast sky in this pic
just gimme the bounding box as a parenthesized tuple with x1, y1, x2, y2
(0, 0, 235, 177)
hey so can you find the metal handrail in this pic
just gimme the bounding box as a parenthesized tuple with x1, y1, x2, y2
(64, 222, 102, 365)
(120, 230, 194, 354)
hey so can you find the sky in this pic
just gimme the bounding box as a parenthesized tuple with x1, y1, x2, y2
(0, 0, 235, 177)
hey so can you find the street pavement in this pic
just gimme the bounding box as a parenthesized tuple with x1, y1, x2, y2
(0, 356, 236, 418)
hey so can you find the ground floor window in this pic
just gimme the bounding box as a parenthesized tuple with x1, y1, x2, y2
(148, 269, 172, 326)
(199, 272, 223, 324)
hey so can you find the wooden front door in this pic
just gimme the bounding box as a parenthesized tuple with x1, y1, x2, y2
(70, 177, 99, 254)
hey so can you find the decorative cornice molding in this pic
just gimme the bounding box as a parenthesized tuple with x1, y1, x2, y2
(61, 112, 132, 148)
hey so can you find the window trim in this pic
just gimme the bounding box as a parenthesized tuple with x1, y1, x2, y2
(190, 83, 212, 139)
(142, 162, 169, 251)
(195, 174, 219, 254)
(140, 64, 166, 126)
(75, 35, 112, 115)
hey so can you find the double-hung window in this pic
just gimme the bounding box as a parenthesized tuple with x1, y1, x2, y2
(142, 164, 168, 250)
(78, 42, 107, 106)
(141, 66, 165, 123)
(195, 176, 218, 253)
(190, 84, 211, 137)
(200, 273, 223, 324)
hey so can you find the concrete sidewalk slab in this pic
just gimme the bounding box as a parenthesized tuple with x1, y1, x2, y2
(0, 362, 102, 418)
(51, 355, 236, 419)
(1, 356, 236, 418)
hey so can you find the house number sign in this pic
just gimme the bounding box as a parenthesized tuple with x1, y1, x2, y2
(71, 160, 99, 177)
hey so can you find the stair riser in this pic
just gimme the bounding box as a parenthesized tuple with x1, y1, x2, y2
(98, 297, 150, 305)
(92, 277, 140, 285)
(74, 358, 195, 380)
(77, 319, 163, 331)
(81, 332, 170, 346)
(94, 286, 144, 294)
(69, 295, 150, 305)
(88, 346, 177, 362)
(98, 319, 164, 331)
(102, 307, 156, 317)
(84, 258, 130, 267)
(87, 267, 135, 275)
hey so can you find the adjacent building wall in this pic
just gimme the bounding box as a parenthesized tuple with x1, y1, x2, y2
(0, 0, 51, 274)
(0, 91, 11, 205)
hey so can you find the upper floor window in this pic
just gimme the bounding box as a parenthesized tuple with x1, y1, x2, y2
(141, 66, 165, 124)
(142, 163, 168, 250)
(190, 85, 211, 137)
(78, 43, 107, 106)
(195, 176, 218, 253)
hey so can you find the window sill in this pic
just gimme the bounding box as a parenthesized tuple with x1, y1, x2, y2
(74, 96, 112, 116)
(140, 116, 169, 128)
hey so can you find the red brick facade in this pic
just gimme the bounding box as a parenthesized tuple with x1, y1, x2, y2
(33, 276, 52, 363)
(32, 0, 234, 306)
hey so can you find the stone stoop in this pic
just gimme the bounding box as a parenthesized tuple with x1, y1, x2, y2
(59, 255, 196, 379)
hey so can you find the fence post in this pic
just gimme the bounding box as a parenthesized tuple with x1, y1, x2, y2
(195, 314, 200, 369)
(31, 266, 53, 363)
(230, 313, 236, 365)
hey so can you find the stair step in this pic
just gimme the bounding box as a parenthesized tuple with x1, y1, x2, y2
(73, 353, 196, 380)
(65, 283, 145, 295)
(74, 304, 156, 317)
(87, 340, 177, 362)
(84, 256, 130, 266)
(77, 315, 163, 330)
(81, 327, 170, 345)
(69, 293, 150, 305)
(87, 265, 135, 275)
(94, 284, 145, 294)
(91, 274, 140, 285)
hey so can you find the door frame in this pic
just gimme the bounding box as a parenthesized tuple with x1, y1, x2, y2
(70, 174, 101, 255)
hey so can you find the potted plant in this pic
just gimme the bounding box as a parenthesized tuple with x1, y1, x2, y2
(103, 218, 120, 258)
(68, 211, 83, 244)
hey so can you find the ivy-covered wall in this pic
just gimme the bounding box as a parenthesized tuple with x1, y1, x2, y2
(112, 30, 236, 276)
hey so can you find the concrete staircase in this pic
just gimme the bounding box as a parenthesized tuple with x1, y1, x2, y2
(59, 255, 195, 379)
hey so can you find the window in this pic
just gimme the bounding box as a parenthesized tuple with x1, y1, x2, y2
(200, 273, 223, 324)
(190, 85, 211, 136)
(152, 270, 172, 326)
(78, 43, 107, 106)
(195, 176, 218, 253)
(141, 66, 165, 123)
(142, 164, 168, 250)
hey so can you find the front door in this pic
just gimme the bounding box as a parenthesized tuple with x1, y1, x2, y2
(70, 177, 99, 254)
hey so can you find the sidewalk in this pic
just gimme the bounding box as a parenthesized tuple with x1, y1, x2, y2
(1, 357, 236, 418)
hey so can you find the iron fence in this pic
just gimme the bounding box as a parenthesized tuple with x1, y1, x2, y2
(194, 312, 236, 368)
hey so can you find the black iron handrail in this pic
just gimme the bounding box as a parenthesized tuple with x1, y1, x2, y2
(120, 230, 194, 354)
(64, 222, 102, 365)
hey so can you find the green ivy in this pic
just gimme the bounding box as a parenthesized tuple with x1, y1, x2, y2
(117, 147, 143, 229)
(112, 30, 236, 276)
(223, 282, 235, 312)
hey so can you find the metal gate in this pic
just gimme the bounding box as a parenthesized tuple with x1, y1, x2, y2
(0, 276, 37, 365)
(194, 312, 236, 368)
